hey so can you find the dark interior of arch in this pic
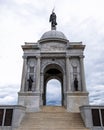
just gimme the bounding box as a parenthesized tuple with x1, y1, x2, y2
(46, 69, 61, 75)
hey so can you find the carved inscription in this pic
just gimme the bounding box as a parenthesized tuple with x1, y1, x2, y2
(41, 42, 66, 51)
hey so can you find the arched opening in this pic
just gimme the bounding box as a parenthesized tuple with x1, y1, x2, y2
(46, 79, 62, 106)
(43, 64, 64, 106)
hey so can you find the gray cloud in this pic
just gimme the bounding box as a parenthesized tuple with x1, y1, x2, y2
(0, 84, 19, 105)
(88, 85, 104, 105)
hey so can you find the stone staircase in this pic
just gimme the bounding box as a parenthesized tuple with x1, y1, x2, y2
(15, 106, 90, 130)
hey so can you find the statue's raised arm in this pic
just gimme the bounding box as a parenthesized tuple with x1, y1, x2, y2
(49, 11, 57, 30)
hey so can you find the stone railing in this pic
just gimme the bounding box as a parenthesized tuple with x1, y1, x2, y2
(80, 105, 104, 130)
(0, 105, 25, 129)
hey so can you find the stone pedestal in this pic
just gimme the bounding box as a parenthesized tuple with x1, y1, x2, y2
(66, 92, 89, 112)
(18, 92, 40, 112)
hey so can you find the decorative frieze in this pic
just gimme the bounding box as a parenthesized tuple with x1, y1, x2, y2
(41, 53, 66, 58)
(40, 41, 66, 52)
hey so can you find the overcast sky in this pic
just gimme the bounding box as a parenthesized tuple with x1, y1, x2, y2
(0, 0, 104, 105)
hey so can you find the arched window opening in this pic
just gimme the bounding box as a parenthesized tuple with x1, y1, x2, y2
(46, 79, 62, 106)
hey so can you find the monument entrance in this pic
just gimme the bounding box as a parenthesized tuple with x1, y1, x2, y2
(43, 64, 64, 106)
(46, 79, 62, 106)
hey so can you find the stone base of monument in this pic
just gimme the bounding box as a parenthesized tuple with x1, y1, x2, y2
(18, 92, 40, 112)
(66, 91, 89, 112)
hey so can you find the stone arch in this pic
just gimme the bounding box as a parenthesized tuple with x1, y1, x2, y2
(41, 60, 65, 74)
(42, 63, 64, 106)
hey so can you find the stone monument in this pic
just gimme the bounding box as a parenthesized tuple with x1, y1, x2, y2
(18, 12, 89, 112)
(1, 12, 104, 130)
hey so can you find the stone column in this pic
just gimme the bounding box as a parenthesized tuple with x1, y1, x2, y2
(20, 56, 27, 92)
(36, 56, 40, 91)
(66, 56, 71, 91)
(40, 72, 44, 105)
(80, 56, 86, 91)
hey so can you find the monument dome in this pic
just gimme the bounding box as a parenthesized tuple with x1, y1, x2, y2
(39, 30, 68, 43)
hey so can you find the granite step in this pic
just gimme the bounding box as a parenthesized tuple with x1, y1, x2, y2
(14, 106, 90, 130)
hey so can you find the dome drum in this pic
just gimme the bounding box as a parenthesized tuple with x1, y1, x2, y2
(39, 30, 69, 43)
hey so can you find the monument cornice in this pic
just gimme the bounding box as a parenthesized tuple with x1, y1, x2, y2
(65, 91, 89, 96)
(18, 92, 41, 96)
(41, 53, 66, 58)
(40, 51, 66, 54)
(23, 53, 40, 57)
(22, 45, 40, 50)
(66, 55, 83, 58)
(67, 44, 85, 50)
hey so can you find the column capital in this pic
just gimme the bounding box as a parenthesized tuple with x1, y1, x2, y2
(79, 55, 85, 59)
(36, 55, 41, 59)
(22, 55, 27, 59)
(66, 56, 72, 59)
